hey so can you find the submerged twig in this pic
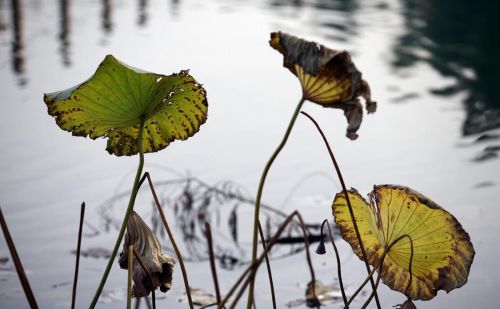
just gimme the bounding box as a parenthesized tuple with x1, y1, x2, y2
(0, 206, 38, 309)
(71, 202, 85, 309)
(301, 111, 381, 308)
(205, 223, 222, 305)
(258, 222, 276, 309)
(139, 172, 194, 309)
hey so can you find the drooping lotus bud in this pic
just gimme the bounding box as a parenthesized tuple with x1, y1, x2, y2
(119, 211, 176, 297)
(315, 238, 326, 255)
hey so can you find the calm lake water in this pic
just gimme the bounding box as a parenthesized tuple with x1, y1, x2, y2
(1, 0, 499, 308)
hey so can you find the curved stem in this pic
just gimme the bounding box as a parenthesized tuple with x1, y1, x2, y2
(247, 97, 306, 308)
(320, 219, 347, 306)
(300, 111, 381, 308)
(89, 116, 146, 308)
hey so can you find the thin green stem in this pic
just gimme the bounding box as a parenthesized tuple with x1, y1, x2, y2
(247, 97, 305, 308)
(89, 116, 146, 308)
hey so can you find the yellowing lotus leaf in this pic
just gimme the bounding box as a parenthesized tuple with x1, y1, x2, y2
(269, 31, 376, 139)
(332, 185, 474, 300)
(44, 55, 208, 156)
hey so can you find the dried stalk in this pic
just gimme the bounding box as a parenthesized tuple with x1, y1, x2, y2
(301, 111, 381, 308)
(139, 172, 194, 309)
(0, 206, 38, 308)
(205, 222, 222, 305)
(71, 202, 85, 309)
(258, 222, 276, 309)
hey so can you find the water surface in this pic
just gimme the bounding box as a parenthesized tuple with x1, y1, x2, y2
(0, 0, 499, 308)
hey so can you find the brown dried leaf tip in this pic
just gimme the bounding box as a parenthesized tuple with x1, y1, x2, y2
(270, 31, 376, 139)
(119, 211, 176, 297)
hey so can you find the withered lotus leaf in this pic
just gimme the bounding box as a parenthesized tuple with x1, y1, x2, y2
(119, 211, 176, 297)
(269, 32, 376, 139)
(44, 55, 208, 156)
(332, 185, 474, 300)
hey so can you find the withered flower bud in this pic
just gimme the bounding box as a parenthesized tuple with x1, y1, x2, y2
(119, 211, 176, 297)
(269, 31, 377, 140)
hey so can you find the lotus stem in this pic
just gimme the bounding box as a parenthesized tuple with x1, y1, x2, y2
(320, 219, 347, 306)
(89, 116, 146, 308)
(361, 235, 414, 308)
(71, 202, 85, 309)
(345, 234, 413, 307)
(258, 222, 276, 309)
(300, 111, 381, 308)
(205, 222, 222, 305)
(225, 210, 318, 309)
(361, 265, 383, 309)
(247, 97, 306, 308)
(140, 172, 194, 309)
(0, 206, 38, 308)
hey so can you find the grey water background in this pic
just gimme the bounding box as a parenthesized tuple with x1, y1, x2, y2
(0, 0, 499, 307)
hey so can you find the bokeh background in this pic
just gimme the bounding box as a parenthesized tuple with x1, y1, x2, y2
(0, 0, 499, 308)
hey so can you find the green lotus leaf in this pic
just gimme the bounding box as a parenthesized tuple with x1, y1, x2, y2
(269, 32, 376, 139)
(332, 185, 474, 300)
(44, 55, 208, 156)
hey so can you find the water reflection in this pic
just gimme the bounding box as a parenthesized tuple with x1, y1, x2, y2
(0, 0, 6, 32)
(313, 0, 359, 42)
(98, 176, 327, 267)
(169, 0, 180, 17)
(138, 0, 148, 26)
(392, 0, 500, 136)
(267, 0, 359, 43)
(10, 0, 27, 86)
(102, 0, 112, 34)
(58, 0, 70, 66)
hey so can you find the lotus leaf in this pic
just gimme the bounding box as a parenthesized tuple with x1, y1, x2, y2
(269, 32, 376, 139)
(44, 55, 208, 156)
(332, 185, 474, 300)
